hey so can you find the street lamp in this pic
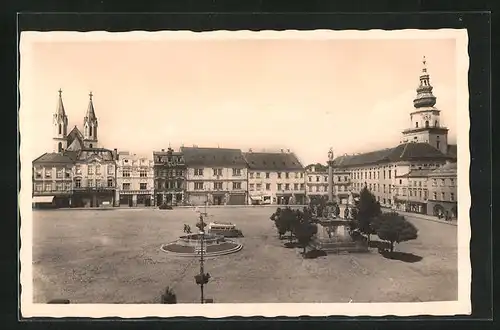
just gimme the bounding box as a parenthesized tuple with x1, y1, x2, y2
(194, 192, 210, 303)
(327, 147, 335, 203)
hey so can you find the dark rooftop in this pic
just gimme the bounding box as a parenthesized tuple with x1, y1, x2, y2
(397, 169, 434, 178)
(33, 152, 75, 164)
(332, 142, 451, 167)
(305, 163, 328, 172)
(76, 148, 115, 161)
(181, 147, 247, 167)
(428, 161, 457, 176)
(243, 152, 304, 171)
(446, 144, 457, 158)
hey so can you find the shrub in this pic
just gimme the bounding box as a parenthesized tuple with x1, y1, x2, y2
(161, 286, 177, 304)
(375, 212, 418, 252)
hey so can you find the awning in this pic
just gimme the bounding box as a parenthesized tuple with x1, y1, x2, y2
(250, 196, 262, 201)
(32, 196, 54, 203)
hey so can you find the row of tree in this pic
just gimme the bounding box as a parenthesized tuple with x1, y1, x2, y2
(270, 207, 318, 255)
(348, 187, 419, 252)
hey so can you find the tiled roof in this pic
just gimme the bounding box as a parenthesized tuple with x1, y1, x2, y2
(428, 162, 457, 176)
(33, 152, 75, 164)
(243, 152, 304, 171)
(397, 169, 434, 178)
(181, 147, 247, 167)
(332, 142, 450, 167)
(66, 126, 84, 148)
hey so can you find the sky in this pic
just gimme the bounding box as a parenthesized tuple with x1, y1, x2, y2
(20, 32, 460, 165)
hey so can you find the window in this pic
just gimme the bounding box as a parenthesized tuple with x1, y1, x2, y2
(107, 178, 114, 187)
(369, 172, 372, 179)
(266, 183, 271, 190)
(433, 192, 437, 200)
(300, 183, 304, 190)
(214, 168, 223, 176)
(441, 192, 445, 200)
(214, 182, 223, 190)
(122, 183, 130, 190)
(232, 168, 241, 176)
(140, 170, 147, 177)
(418, 181, 422, 187)
(44, 183, 51, 191)
(369, 183, 372, 191)
(232, 182, 242, 190)
(194, 182, 204, 190)
(277, 183, 282, 191)
(325, 176, 328, 182)
(284, 183, 289, 190)
(344, 176, 348, 181)
(450, 178, 455, 186)
(250, 184, 256, 191)
(95, 179, 102, 187)
(424, 190, 428, 199)
(140, 183, 147, 190)
(256, 183, 262, 191)
(35, 184, 42, 192)
(88, 179, 94, 187)
(277, 172, 282, 179)
(107, 165, 114, 175)
(266, 172, 270, 179)
(383, 184, 386, 193)
(308, 186, 312, 192)
(383, 170, 386, 179)
(294, 183, 299, 190)
(415, 122, 419, 128)
(256, 172, 261, 179)
(316, 176, 320, 182)
(35, 169, 42, 178)
(55, 183, 62, 191)
(88, 166, 94, 175)
(194, 168, 203, 176)
(96, 165, 101, 175)
(388, 170, 391, 179)
(58, 124, 62, 134)
(294, 172, 299, 179)
(399, 179, 402, 184)
(394, 170, 397, 178)
(285, 172, 289, 179)
(45, 169, 52, 178)
(441, 179, 445, 186)
(450, 193, 455, 201)
(419, 190, 422, 198)
(122, 170, 130, 177)
(308, 176, 312, 182)
(300, 173, 304, 178)
(75, 178, 81, 188)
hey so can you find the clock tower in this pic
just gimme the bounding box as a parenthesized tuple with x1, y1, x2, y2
(401, 56, 449, 154)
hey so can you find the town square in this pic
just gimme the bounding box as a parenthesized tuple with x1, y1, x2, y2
(20, 30, 466, 312)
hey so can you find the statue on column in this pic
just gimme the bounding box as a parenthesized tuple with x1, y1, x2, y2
(328, 147, 334, 162)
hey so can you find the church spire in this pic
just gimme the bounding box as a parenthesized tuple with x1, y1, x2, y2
(55, 88, 67, 117)
(85, 91, 97, 121)
(83, 91, 98, 147)
(53, 89, 69, 152)
(413, 56, 437, 108)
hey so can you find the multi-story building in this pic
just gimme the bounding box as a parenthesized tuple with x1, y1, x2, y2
(393, 169, 433, 214)
(427, 161, 457, 218)
(332, 57, 456, 209)
(182, 147, 248, 206)
(116, 152, 155, 207)
(243, 149, 305, 205)
(32, 89, 119, 208)
(153, 147, 186, 206)
(305, 164, 329, 201)
(32, 153, 74, 208)
(71, 148, 118, 207)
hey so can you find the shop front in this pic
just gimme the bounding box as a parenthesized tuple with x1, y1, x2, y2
(72, 188, 115, 208)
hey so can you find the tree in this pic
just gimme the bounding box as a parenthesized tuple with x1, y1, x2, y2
(375, 212, 418, 252)
(294, 221, 318, 255)
(355, 187, 381, 243)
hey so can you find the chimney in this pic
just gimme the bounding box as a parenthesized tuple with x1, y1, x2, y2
(113, 148, 119, 160)
(287, 149, 290, 153)
(280, 149, 284, 153)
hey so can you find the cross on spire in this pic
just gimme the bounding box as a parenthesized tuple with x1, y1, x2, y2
(422, 55, 427, 73)
(89, 91, 93, 100)
(58, 88, 62, 97)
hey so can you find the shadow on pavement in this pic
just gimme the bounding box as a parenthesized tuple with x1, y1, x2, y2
(303, 249, 327, 259)
(380, 250, 423, 263)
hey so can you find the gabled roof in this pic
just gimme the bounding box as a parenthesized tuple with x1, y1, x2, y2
(66, 126, 84, 149)
(243, 152, 304, 171)
(428, 162, 457, 176)
(181, 147, 247, 167)
(33, 152, 75, 165)
(332, 142, 451, 167)
(75, 148, 115, 162)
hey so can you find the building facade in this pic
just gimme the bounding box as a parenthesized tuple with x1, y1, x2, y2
(243, 150, 306, 205)
(32, 153, 74, 208)
(183, 147, 248, 206)
(305, 164, 328, 201)
(71, 148, 118, 207)
(331, 57, 456, 211)
(116, 152, 155, 207)
(153, 148, 186, 206)
(427, 162, 457, 218)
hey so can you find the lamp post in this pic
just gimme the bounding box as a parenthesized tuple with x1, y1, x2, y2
(194, 193, 210, 304)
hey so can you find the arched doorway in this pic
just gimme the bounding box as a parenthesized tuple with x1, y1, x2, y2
(433, 204, 445, 217)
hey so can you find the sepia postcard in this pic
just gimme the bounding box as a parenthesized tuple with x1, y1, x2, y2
(19, 29, 471, 318)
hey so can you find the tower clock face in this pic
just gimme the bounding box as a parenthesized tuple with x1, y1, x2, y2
(423, 114, 432, 121)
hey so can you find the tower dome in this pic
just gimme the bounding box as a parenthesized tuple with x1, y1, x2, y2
(413, 56, 437, 108)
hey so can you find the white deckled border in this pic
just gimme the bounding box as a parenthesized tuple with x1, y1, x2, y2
(19, 28, 471, 318)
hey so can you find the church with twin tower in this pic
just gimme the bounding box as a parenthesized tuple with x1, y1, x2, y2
(52, 90, 99, 153)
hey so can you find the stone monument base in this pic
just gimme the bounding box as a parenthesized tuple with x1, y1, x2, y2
(310, 218, 369, 254)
